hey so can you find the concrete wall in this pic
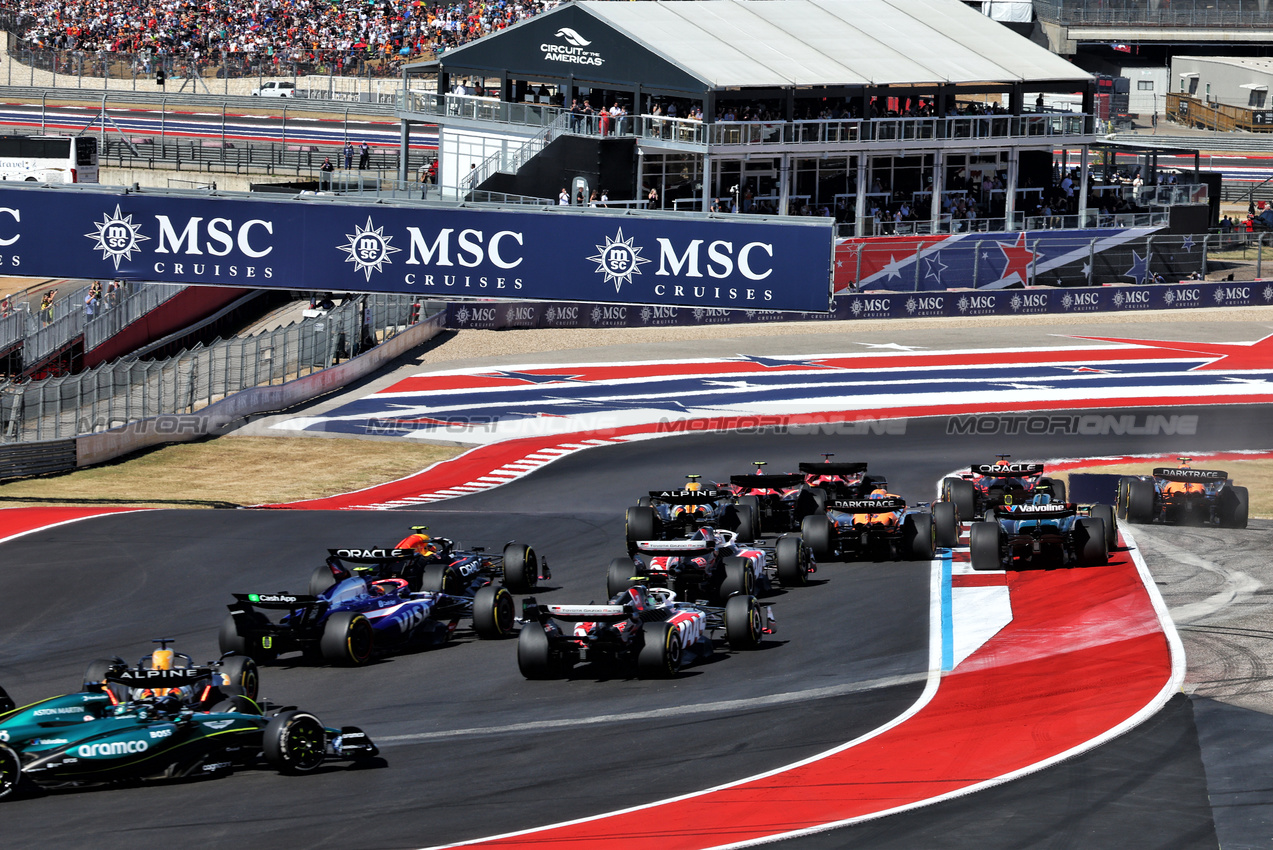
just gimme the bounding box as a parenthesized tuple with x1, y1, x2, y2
(1171, 56, 1273, 109)
(101, 167, 271, 193)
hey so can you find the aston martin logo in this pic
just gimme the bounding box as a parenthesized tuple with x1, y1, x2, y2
(85, 205, 149, 270)
(555, 28, 591, 46)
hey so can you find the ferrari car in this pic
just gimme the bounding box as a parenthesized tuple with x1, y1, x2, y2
(798, 456, 890, 499)
(725, 461, 826, 535)
(312, 528, 546, 596)
(516, 585, 774, 679)
(0, 683, 377, 800)
(610, 526, 814, 601)
(1118, 460, 1249, 528)
(220, 570, 516, 666)
(940, 456, 1067, 521)
(799, 493, 958, 562)
(968, 496, 1113, 571)
(83, 639, 259, 712)
(624, 475, 754, 547)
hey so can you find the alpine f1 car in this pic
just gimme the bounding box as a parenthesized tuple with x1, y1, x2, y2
(311, 528, 546, 596)
(220, 568, 517, 666)
(940, 457, 1067, 522)
(624, 475, 755, 547)
(517, 585, 775, 679)
(0, 681, 377, 800)
(609, 526, 814, 601)
(725, 461, 827, 535)
(83, 639, 259, 712)
(968, 496, 1113, 571)
(1118, 460, 1249, 528)
(798, 494, 958, 562)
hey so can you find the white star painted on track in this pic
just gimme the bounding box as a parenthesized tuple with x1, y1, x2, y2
(991, 382, 1057, 390)
(853, 342, 927, 351)
(1219, 376, 1270, 385)
(703, 380, 759, 389)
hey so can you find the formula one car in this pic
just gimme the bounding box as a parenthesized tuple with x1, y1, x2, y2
(798, 455, 890, 498)
(624, 475, 755, 547)
(311, 528, 546, 596)
(83, 639, 259, 711)
(725, 461, 826, 535)
(940, 457, 1067, 521)
(968, 496, 1113, 571)
(609, 526, 814, 601)
(220, 569, 517, 666)
(516, 585, 775, 679)
(799, 494, 958, 562)
(0, 682, 377, 800)
(1117, 460, 1249, 528)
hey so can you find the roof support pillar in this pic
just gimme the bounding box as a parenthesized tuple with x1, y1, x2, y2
(1082, 80, 1095, 134)
(779, 152, 791, 216)
(702, 151, 713, 213)
(1078, 144, 1090, 225)
(398, 120, 411, 185)
(1004, 147, 1019, 232)
(1010, 83, 1023, 116)
(855, 153, 869, 235)
(930, 148, 944, 230)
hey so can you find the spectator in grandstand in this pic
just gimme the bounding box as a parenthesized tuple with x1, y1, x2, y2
(358, 141, 370, 170)
(320, 156, 334, 189)
(344, 141, 354, 170)
(39, 289, 56, 327)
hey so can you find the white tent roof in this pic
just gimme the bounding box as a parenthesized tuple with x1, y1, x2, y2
(578, 0, 1088, 87)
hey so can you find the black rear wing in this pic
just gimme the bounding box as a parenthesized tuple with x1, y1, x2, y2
(994, 505, 1074, 520)
(1152, 468, 1227, 483)
(799, 462, 868, 475)
(648, 489, 729, 504)
(105, 667, 211, 688)
(327, 548, 418, 564)
(829, 497, 905, 511)
(231, 592, 322, 610)
(972, 463, 1044, 476)
(730, 473, 805, 489)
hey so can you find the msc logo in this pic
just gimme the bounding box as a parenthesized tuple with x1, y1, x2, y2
(337, 217, 401, 281)
(554, 27, 591, 46)
(85, 205, 150, 270)
(588, 228, 650, 293)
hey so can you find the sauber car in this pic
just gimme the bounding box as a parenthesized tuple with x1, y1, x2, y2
(1118, 459, 1249, 528)
(609, 526, 814, 600)
(516, 585, 774, 679)
(220, 570, 517, 666)
(624, 475, 754, 546)
(940, 457, 1067, 521)
(0, 682, 377, 800)
(799, 494, 958, 562)
(969, 496, 1114, 571)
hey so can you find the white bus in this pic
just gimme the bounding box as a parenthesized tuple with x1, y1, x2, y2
(0, 135, 98, 183)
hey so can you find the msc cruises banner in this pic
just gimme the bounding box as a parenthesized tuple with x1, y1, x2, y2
(0, 186, 834, 312)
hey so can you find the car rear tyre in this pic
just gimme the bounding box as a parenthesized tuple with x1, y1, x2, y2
(219, 612, 277, 664)
(419, 563, 462, 596)
(969, 521, 1002, 571)
(209, 694, 260, 714)
(944, 478, 975, 523)
(737, 495, 762, 537)
(472, 585, 515, 639)
(720, 557, 754, 599)
(725, 594, 764, 650)
(732, 505, 756, 544)
(625, 506, 657, 545)
(800, 514, 834, 561)
(904, 514, 936, 560)
(83, 657, 123, 689)
(637, 622, 682, 679)
(217, 654, 260, 701)
(606, 558, 639, 599)
(1091, 504, 1117, 551)
(319, 612, 374, 666)
(1076, 518, 1108, 566)
(775, 536, 808, 587)
(517, 624, 560, 680)
(0, 744, 23, 800)
(932, 501, 958, 549)
(1116, 477, 1132, 519)
(1220, 486, 1250, 529)
(501, 543, 537, 593)
(1125, 478, 1155, 524)
(263, 710, 327, 775)
(308, 563, 339, 597)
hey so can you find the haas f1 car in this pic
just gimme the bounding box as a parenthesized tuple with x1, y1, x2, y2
(1118, 461, 1249, 528)
(941, 458, 1066, 522)
(0, 678, 376, 801)
(799, 495, 958, 562)
(969, 497, 1114, 571)
(517, 585, 774, 679)
(610, 527, 814, 601)
(624, 477, 754, 547)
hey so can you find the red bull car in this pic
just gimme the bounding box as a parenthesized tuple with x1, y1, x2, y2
(940, 456, 1067, 522)
(610, 526, 814, 601)
(799, 494, 958, 562)
(516, 585, 774, 679)
(1118, 460, 1249, 528)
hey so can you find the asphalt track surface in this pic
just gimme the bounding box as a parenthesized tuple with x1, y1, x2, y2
(2, 405, 1269, 849)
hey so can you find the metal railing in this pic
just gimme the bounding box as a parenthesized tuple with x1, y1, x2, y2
(83, 282, 185, 352)
(1034, 0, 1273, 28)
(0, 293, 430, 443)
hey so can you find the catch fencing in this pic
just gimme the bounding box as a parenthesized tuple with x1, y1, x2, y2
(0, 293, 430, 444)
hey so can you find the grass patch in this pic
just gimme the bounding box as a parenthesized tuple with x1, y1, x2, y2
(1053, 460, 1272, 519)
(0, 437, 464, 508)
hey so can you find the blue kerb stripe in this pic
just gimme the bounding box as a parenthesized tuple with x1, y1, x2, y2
(941, 550, 954, 672)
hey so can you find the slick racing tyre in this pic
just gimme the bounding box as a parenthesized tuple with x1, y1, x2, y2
(1076, 518, 1109, 566)
(472, 585, 516, 639)
(320, 612, 374, 666)
(942, 477, 975, 523)
(308, 563, 339, 597)
(263, 710, 327, 775)
(799, 514, 834, 561)
(210, 695, 261, 715)
(517, 625, 561, 680)
(736, 495, 762, 538)
(0, 744, 23, 800)
(607, 558, 640, 599)
(219, 612, 277, 664)
(1116, 476, 1132, 519)
(1040, 477, 1067, 504)
(83, 657, 124, 689)
(217, 654, 260, 701)
(1125, 478, 1155, 524)
(720, 556, 755, 599)
(904, 514, 936, 560)
(932, 501, 958, 549)
(731, 504, 756, 544)
(969, 521, 1003, 571)
(502, 543, 538, 593)
(775, 535, 809, 587)
(725, 594, 765, 650)
(420, 563, 462, 596)
(625, 506, 657, 545)
(1090, 504, 1117, 551)
(1219, 486, 1250, 529)
(637, 622, 682, 679)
